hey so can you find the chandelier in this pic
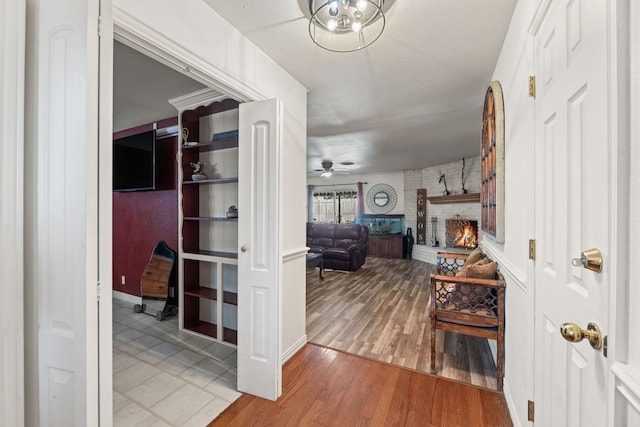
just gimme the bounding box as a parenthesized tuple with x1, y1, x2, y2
(308, 0, 386, 52)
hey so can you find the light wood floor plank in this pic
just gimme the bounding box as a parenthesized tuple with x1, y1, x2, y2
(306, 256, 498, 390)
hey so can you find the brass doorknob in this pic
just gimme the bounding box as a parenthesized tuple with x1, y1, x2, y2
(560, 322, 602, 350)
(571, 248, 603, 272)
(241, 245, 247, 253)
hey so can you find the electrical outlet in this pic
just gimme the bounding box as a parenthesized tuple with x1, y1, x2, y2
(121, 275, 126, 285)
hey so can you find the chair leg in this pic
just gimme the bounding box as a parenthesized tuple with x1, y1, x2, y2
(430, 319, 437, 374)
(496, 333, 504, 392)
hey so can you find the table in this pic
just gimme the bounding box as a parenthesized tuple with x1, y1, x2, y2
(306, 253, 324, 281)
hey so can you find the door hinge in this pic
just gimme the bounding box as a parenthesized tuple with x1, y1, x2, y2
(97, 15, 103, 37)
(528, 400, 535, 422)
(97, 280, 101, 302)
(529, 76, 536, 97)
(529, 239, 536, 260)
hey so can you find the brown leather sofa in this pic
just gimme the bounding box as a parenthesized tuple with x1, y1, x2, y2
(306, 223, 369, 272)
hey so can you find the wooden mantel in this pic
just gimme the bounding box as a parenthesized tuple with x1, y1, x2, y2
(427, 193, 481, 204)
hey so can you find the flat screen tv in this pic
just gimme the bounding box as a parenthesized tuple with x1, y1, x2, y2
(113, 129, 156, 192)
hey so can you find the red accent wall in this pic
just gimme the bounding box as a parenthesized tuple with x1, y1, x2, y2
(112, 128, 178, 297)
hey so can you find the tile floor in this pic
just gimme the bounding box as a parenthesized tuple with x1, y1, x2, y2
(112, 298, 240, 426)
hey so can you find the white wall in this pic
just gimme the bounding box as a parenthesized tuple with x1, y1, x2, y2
(404, 157, 481, 264)
(114, 0, 308, 365)
(308, 171, 405, 215)
(481, 1, 541, 426)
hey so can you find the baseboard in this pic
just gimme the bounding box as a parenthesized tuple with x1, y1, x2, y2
(503, 380, 526, 427)
(282, 335, 307, 364)
(112, 290, 140, 305)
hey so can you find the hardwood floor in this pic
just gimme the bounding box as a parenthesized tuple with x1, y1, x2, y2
(306, 257, 499, 390)
(209, 344, 512, 426)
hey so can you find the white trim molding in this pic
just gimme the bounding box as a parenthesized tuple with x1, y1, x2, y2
(283, 247, 309, 262)
(0, 1, 25, 426)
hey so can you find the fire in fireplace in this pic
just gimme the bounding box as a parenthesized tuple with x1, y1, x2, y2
(445, 216, 478, 249)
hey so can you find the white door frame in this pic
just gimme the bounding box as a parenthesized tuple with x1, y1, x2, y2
(0, 1, 25, 425)
(112, 2, 281, 398)
(98, 1, 115, 425)
(23, 0, 110, 424)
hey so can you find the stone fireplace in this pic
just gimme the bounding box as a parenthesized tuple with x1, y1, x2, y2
(445, 215, 478, 249)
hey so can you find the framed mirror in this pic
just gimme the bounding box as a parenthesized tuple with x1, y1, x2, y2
(366, 183, 397, 214)
(374, 191, 389, 207)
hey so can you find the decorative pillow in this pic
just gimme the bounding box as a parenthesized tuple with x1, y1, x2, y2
(463, 261, 498, 279)
(443, 261, 498, 309)
(444, 256, 491, 295)
(462, 247, 486, 270)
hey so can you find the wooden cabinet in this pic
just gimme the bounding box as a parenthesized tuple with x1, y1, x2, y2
(368, 234, 403, 258)
(171, 91, 240, 346)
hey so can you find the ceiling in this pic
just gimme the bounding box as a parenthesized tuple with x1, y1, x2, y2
(113, 42, 206, 132)
(114, 0, 516, 176)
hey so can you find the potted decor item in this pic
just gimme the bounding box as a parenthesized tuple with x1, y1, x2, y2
(190, 161, 207, 181)
(403, 227, 415, 259)
(226, 206, 238, 218)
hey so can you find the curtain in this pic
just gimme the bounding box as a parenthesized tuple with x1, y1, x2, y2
(356, 181, 364, 218)
(307, 185, 314, 223)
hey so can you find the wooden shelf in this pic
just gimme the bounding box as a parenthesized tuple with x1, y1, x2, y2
(427, 193, 480, 204)
(184, 216, 238, 222)
(184, 320, 237, 344)
(184, 287, 238, 305)
(183, 177, 238, 185)
(182, 137, 238, 152)
(183, 250, 238, 259)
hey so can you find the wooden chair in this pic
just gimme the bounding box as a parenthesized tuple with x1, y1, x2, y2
(429, 251, 506, 391)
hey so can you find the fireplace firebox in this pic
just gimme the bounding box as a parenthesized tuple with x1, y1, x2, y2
(445, 215, 478, 249)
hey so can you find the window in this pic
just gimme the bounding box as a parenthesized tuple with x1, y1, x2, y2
(312, 190, 357, 224)
(481, 80, 505, 242)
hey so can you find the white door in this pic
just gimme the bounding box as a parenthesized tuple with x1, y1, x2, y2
(237, 99, 283, 400)
(24, 0, 112, 424)
(533, 0, 612, 425)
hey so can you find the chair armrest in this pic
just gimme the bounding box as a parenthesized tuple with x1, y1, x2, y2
(346, 243, 367, 252)
(430, 273, 505, 289)
(436, 252, 470, 261)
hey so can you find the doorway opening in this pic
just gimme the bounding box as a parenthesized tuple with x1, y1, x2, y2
(112, 39, 240, 424)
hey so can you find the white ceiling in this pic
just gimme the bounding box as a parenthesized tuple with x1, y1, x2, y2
(114, 0, 516, 176)
(113, 41, 205, 132)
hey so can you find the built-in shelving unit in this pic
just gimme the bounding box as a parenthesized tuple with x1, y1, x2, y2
(171, 90, 240, 347)
(427, 193, 481, 204)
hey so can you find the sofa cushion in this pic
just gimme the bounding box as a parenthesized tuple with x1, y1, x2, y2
(322, 247, 351, 261)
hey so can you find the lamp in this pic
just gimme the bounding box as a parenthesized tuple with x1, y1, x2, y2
(308, 0, 385, 52)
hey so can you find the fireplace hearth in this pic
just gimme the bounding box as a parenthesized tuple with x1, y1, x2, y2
(445, 215, 478, 249)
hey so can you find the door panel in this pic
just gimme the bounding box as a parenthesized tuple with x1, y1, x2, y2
(237, 99, 283, 400)
(534, 0, 610, 425)
(24, 0, 101, 424)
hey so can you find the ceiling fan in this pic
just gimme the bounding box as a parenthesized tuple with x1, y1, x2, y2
(315, 160, 351, 178)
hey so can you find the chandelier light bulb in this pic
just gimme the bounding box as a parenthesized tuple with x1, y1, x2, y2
(356, 0, 368, 11)
(308, 0, 386, 52)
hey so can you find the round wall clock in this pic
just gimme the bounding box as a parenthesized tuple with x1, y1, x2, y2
(366, 183, 397, 214)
